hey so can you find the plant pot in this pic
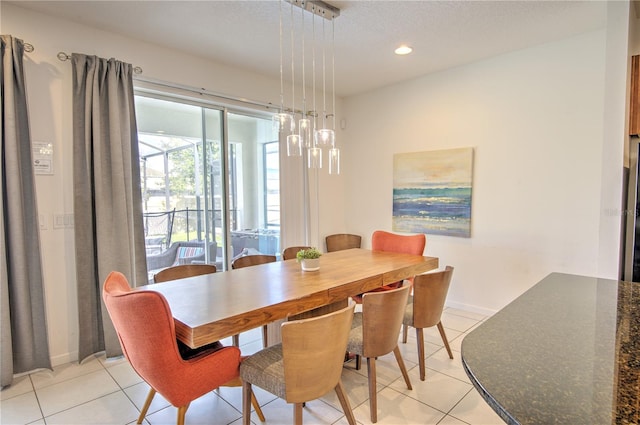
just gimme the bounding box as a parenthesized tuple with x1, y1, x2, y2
(300, 258, 320, 271)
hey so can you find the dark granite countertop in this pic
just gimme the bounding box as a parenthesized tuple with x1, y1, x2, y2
(461, 273, 640, 425)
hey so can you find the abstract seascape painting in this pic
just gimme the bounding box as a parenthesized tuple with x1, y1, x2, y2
(393, 147, 473, 237)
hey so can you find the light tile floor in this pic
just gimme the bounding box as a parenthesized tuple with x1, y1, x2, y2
(1, 307, 504, 425)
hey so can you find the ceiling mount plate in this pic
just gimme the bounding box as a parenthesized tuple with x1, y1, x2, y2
(285, 0, 340, 20)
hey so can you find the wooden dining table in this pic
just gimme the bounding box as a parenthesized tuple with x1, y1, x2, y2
(142, 248, 438, 348)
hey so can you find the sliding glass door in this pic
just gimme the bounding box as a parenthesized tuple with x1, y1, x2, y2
(135, 95, 279, 278)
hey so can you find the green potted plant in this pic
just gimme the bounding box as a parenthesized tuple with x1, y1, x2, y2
(296, 247, 322, 271)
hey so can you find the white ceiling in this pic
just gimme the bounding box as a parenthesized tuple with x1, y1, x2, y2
(11, 0, 607, 97)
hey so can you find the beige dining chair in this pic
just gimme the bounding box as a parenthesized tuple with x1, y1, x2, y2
(240, 305, 356, 425)
(325, 233, 362, 252)
(153, 264, 217, 283)
(232, 254, 277, 269)
(231, 254, 277, 347)
(282, 246, 311, 261)
(402, 266, 454, 381)
(347, 284, 412, 423)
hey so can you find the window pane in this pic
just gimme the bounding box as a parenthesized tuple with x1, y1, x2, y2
(228, 113, 280, 258)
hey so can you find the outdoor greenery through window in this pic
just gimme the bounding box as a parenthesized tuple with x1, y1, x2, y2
(135, 94, 280, 279)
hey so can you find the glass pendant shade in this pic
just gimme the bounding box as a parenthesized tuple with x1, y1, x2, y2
(287, 134, 302, 157)
(273, 112, 295, 133)
(315, 128, 335, 147)
(299, 118, 312, 148)
(328, 147, 340, 175)
(308, 147, 322, 169)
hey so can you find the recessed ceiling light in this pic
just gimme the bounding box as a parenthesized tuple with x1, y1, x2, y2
(395, 45, 413, 55)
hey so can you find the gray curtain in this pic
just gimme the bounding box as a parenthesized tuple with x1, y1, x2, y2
(72, 53, 147, 361)
(1, 35, 51, 387)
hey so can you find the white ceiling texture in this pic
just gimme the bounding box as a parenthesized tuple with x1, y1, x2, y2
(10, 0, 607, 97)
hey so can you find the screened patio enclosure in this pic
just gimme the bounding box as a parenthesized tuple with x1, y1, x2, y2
(135, 94, 281, 275)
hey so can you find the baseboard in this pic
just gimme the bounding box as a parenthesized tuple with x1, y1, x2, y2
(446, 300, 497, 318)
(50, 351, 78, 367)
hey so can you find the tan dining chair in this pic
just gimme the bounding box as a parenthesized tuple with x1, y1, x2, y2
(325, 233, 362, 252)
(347, 284, 412, 423)
(282, 246, 311, 261)
(402, 266, 455, 381)
(153, 264, 217, 283)
(240, 304, 356, 425)
(231, 254, 277, 347)
(231, 254, 277, 269)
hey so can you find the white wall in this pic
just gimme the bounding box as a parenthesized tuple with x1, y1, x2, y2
(2, 2, 629, 364)
(342, 30, 616, 314)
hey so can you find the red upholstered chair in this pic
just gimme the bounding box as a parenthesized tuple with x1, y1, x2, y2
(102, 271, 264, 425)
(352, 230, 426, 303)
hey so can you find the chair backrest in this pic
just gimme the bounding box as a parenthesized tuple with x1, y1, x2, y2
(282, 246, 311, 261)
(361, 284, 410, 358)
(413, 266, 454, 328)
(153, 264, 217, 283)
(281, 304, 355, 403)
(371, 230, 426, 255)
(102, 271, 241, 407)
(325, 233, 362, 252)
(231, 254, 277, 269)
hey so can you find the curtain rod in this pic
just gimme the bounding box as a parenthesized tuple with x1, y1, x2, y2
(56, 51, 143, 74)
(24, 42, 34, 53)
(134, 75, 310, 117)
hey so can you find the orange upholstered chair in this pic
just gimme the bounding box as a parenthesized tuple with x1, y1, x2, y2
(352, 230, 426, 303)
(102, 271, 264, 425)
(372, 230, 426, 257)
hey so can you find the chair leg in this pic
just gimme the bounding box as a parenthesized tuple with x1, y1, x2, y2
(137, 388, 156, 424)
(251, 389, 266, 422)
(367, 357, 378, 423)
(335, 381, 356, 425)
(177, 403, 189, 425)
(233, 334, 240, 347)
(355, 354, 361, 370)
(294, 402, 304, 425)
(416, 327, 426, 381)
(393, 345, 412, 390)
(262, 325, 268, 348)
(437, 321, 454, 359)
(242, 381, 253, 425)
(402, 323, 408, 343)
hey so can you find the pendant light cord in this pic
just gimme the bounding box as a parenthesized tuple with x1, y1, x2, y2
(322, 19, 327, 128)
(290, 1, 295, 116)
(301, 6, 306, 118)
(279, 0, 284, 113)
(312, 10, 317, 137)
(332, 18, 336, 134)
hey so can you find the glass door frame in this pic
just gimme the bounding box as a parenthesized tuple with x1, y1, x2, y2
(135, 87, 279, 272)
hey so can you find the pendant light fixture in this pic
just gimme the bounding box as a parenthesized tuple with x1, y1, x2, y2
(327, 17, 340, 175)
(274, 0, 294, 134)
(279, 0, 340, 173)
(286, 1, 302, 156)
(308, 4, 322, 169)
(298, 5, 312, 149)
(314, 16, 335, 148)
